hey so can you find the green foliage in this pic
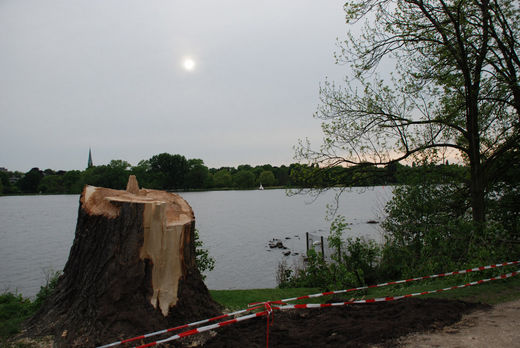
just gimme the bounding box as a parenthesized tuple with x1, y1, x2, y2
(149, 153, 189, 189)
(488, 184, 520, 244)
(342, 237, 381, 285)
(327, 215, 349, 258)
(0, 154, 476, 195)
(38, 175, 64, 194)
(185, 159, 211, 189)
(213, 169, 233, 188)
(62, 170, 83, 193)
(0, 171, 8, 189)
(381, 176, 520, 279)
(32, 271, 61, 310)
(275, 165, 290, 186)
(130, 160, 152, 188)
(18, 168, 43, 193)
(279, 216, 380, 290)
(284, 155, 518, 290)
(0, 271, 60, 340)
(279, 163, 520, 288)
(82, 164, 128, 190)
(258, 170, 276, 187)
(288, 162, 451, 189)
(0, 293, 33, 339)
(108, 160, 131, 170)
(486, 147, 520, 244)
(382, 183, 470, 277)
(232, 170, 255, 189)
(277, 249, 334, 289)
(194, 230, 215, 280)
(296, 0, 520, 226)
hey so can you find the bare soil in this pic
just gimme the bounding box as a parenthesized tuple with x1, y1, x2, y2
(198, 298, 488, 348)
(12, 297, 520, 347)
(397, 298, 520, 348)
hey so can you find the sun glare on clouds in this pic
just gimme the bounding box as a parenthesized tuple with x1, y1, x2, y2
(182, 57, 196, 71)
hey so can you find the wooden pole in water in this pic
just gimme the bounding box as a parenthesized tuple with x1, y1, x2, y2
(321, 236, 325, 260)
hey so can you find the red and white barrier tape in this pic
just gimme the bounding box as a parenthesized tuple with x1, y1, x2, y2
(97, 306, 264, 348)
(273, 270, 519, 310)
(134, 310, 268, 348)
(131, 269, 519, 347)
(249, 260, 520, 306)
(97, 260, 520, 348)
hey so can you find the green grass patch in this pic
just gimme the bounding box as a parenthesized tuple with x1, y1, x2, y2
(210, 288, 321, 310)
(365, 273, 520, 305)
(210, 270, 520, 310)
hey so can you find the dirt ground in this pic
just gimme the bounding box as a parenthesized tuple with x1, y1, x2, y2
(11, 297, 519, 347)
(198, 298, 489, 348)
(397, 298, 520, 348)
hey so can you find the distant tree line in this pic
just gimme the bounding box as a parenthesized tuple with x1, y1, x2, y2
(0, 152, 467, 195)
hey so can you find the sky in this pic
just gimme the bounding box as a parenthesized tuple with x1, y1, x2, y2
(1, 0, 351, 172)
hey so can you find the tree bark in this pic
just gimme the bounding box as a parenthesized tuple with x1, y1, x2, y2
(25, 176, 220, 347)
(466, 83, 486, 226)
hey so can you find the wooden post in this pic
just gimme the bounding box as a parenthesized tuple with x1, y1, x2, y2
(321, 235, 325, 260)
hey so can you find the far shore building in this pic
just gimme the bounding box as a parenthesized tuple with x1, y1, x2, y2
(88, 148, 93, 168)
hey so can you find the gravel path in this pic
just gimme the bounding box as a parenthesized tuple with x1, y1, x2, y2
(397, 299, 520, 348)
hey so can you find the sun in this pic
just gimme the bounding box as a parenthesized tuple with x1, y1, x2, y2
(182, 58, 196, 71)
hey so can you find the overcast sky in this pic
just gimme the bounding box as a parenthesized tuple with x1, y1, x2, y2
(1, 1, 351, 172)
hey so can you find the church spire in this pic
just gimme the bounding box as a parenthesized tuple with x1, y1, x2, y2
(88, 148, 93, 168)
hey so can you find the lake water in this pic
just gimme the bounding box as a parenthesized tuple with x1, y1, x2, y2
(0, 187, 393, 297)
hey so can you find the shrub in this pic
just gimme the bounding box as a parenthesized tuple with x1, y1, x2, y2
(32, 270, 61, 310)
(0, 293, 33, 339)
(381, 178, 520, 279)
(278, 216, 380, 290)
(0, 270, 61, 341)
(278, 172, 520, 290)
(194, 230, 215, 280)
(278, 249, 335, 289)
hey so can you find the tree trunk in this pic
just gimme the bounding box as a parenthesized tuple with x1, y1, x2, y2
(25, 176, 220, 347)
(470, 158, 486, 225)
(467, 90, 486, 226)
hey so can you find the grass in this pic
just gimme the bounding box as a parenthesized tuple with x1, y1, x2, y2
(363, 273, 520, 304)
(210, 269, 520, 310)
(2, 267, 519, 344)
(210, 288, 321, 310)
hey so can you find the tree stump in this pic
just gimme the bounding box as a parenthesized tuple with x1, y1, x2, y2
(25, 176, 220, 347)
